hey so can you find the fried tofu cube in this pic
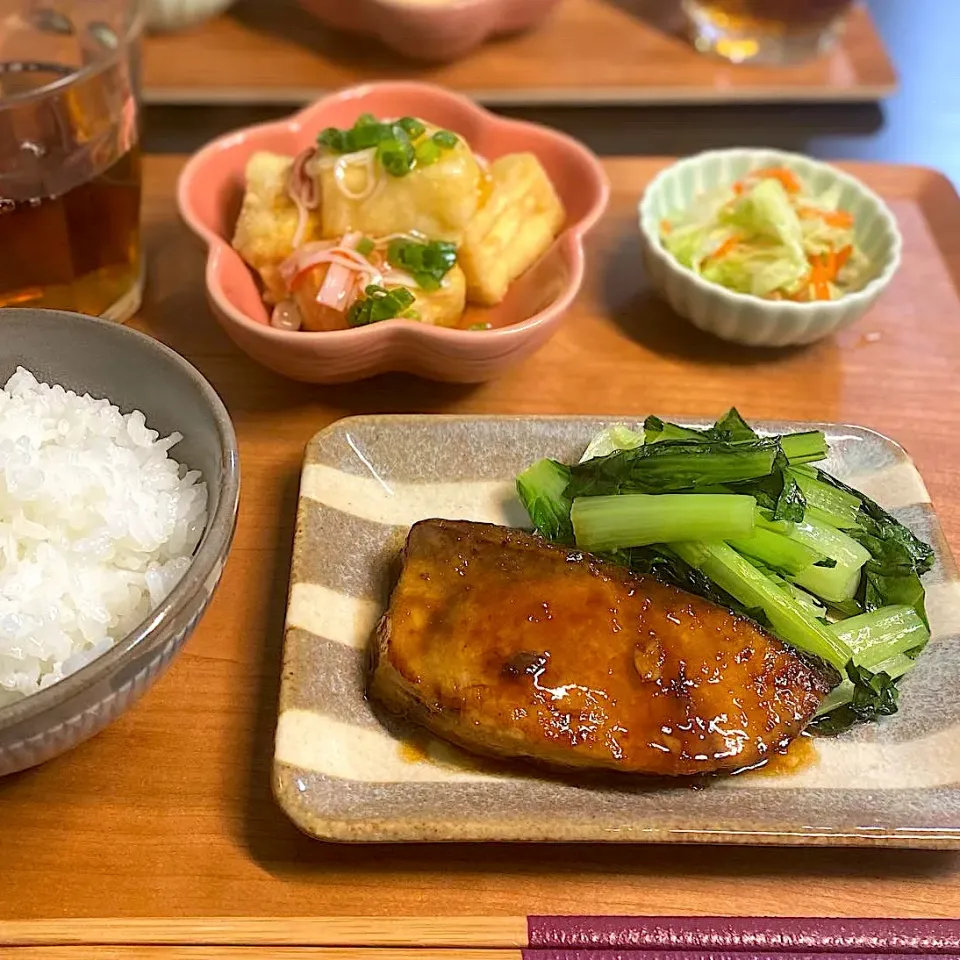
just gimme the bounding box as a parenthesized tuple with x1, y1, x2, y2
(319, 130, 482, 241)
(413, 265, 467, 328)
(231, 151, 319, 303)
(459, 153, 566, 306)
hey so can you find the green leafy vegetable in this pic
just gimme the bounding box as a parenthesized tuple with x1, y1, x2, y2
(579, 424, 644, 463)
(516, 459, 574, 544)
(571, 493, 757, 553)
(514, 412, 936, 737)
(810, 662, 901, 735)
(354, 237, 375, 257)
(564, 438, 783, 499)
(387, 239, 458, 291)
(346, 285, 415, 327)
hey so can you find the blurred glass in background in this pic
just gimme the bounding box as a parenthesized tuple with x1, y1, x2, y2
(683, 0, 855, 65)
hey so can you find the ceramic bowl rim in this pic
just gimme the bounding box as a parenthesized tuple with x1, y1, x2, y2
(0, 310, 240, 734)
(177, 80, 610, 349)
(637, 147, 904, 314)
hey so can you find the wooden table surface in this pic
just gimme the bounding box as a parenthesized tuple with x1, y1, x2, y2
(2, 154, 960, 924)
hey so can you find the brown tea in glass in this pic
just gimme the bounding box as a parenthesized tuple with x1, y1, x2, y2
(0, 2, 143, 321)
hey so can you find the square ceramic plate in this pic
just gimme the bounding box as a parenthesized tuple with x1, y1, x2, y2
(273, 415, 960, 847)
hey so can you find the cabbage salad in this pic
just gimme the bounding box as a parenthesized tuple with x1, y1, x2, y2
(659, 167, 870, 302)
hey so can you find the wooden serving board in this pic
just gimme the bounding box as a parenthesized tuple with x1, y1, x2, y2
(142, 0, 897, 107)
(1, 156, 960, 922)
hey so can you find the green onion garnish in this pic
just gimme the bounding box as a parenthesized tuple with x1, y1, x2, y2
(414, 138, 442, 168)
(317, 116, 459, 177)
(347, 285, 416, 327)
(397, 116, 426, 139)
(432, 130, 459, 149)
(387, 239, 458, 291)
(468, 322, 493, 331)
(354, 237, 375, 257)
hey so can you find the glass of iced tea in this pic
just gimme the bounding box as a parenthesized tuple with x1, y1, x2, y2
(0, 0, 143, 321)
(682, 0, 854, 65)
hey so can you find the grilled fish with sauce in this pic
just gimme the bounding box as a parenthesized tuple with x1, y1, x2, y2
(370, 519, 830, 777)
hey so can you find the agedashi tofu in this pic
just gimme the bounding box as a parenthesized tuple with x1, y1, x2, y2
(317, 132, 483, 241)
(232, 151, 320, 303)
(459, 153, 566, 306)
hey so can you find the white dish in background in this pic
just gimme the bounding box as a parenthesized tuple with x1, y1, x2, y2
(638, 148, 903, 347)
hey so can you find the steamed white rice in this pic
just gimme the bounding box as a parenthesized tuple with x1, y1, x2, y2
(0, 368, 208, 707)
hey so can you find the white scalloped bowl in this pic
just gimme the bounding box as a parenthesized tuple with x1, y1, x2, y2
(638, 149, 903, 347)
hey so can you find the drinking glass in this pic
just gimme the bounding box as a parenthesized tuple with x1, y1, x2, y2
(682, 0, 854, 66)
(0, 0, 143, 322)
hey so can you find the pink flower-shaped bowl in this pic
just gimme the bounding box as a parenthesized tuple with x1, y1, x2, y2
(298, 0, 563, 63)
(178, 82, 608, 384)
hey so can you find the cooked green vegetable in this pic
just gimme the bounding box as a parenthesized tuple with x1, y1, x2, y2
(387, 239, 458, 291)
(565, 438, 783, 499)
(830, 604, 930, 668)
(729, 523, 826, 576)
(516, 458, 573, 545)
(571, 493, 756, 553)
(670, 540, 851, 673)
(787, 515, 872, 603)
(514, 407, 937, 735)
(346, 284, 416, 327)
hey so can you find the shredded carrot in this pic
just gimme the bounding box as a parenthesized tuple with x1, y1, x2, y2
(821, 209, 854, 228)
(752, 166, 802, 194)
(732, 181, 746, 196)
(835, 244, 853, 270)
(705, 235, 740, 262)
(797, 206, 854, 229)
(660, 218, 672, 234)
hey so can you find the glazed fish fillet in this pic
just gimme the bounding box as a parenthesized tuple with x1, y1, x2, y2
(369, 519, 830, 777)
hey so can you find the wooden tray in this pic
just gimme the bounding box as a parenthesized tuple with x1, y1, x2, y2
(1, 156, 960, 921)
(142, 0, 897, 106)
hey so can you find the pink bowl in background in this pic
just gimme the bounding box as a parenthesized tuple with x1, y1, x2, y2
(297, 0, 563, 62)
(177, 82, 609, 384)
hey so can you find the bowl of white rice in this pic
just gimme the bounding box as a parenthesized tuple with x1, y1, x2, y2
(0, 309, 239, 777)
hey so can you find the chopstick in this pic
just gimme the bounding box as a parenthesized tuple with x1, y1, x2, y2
(6, 915, 960, 953)
(7, 950, 519, 959)
(0, 917, 527, 948)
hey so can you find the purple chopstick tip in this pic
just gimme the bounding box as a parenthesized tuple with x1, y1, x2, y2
(525, 917, 960, 954)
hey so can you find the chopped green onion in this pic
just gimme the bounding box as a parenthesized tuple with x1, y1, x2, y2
(397, 116, 426, 139)
(387, 238, 458, 291)
(572, 493, 756, 553)
(433, 130, 459, 149)
(377, 132, 415, 177)
(414, 138, 443, 167)
(355, 112, 378, 127)
(354, 237, 375, 257)
(468, 322, 492, 331)
(347, 285, 416, 327)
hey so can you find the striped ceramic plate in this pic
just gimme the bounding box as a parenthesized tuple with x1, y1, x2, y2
(273, 415, 960, 846)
